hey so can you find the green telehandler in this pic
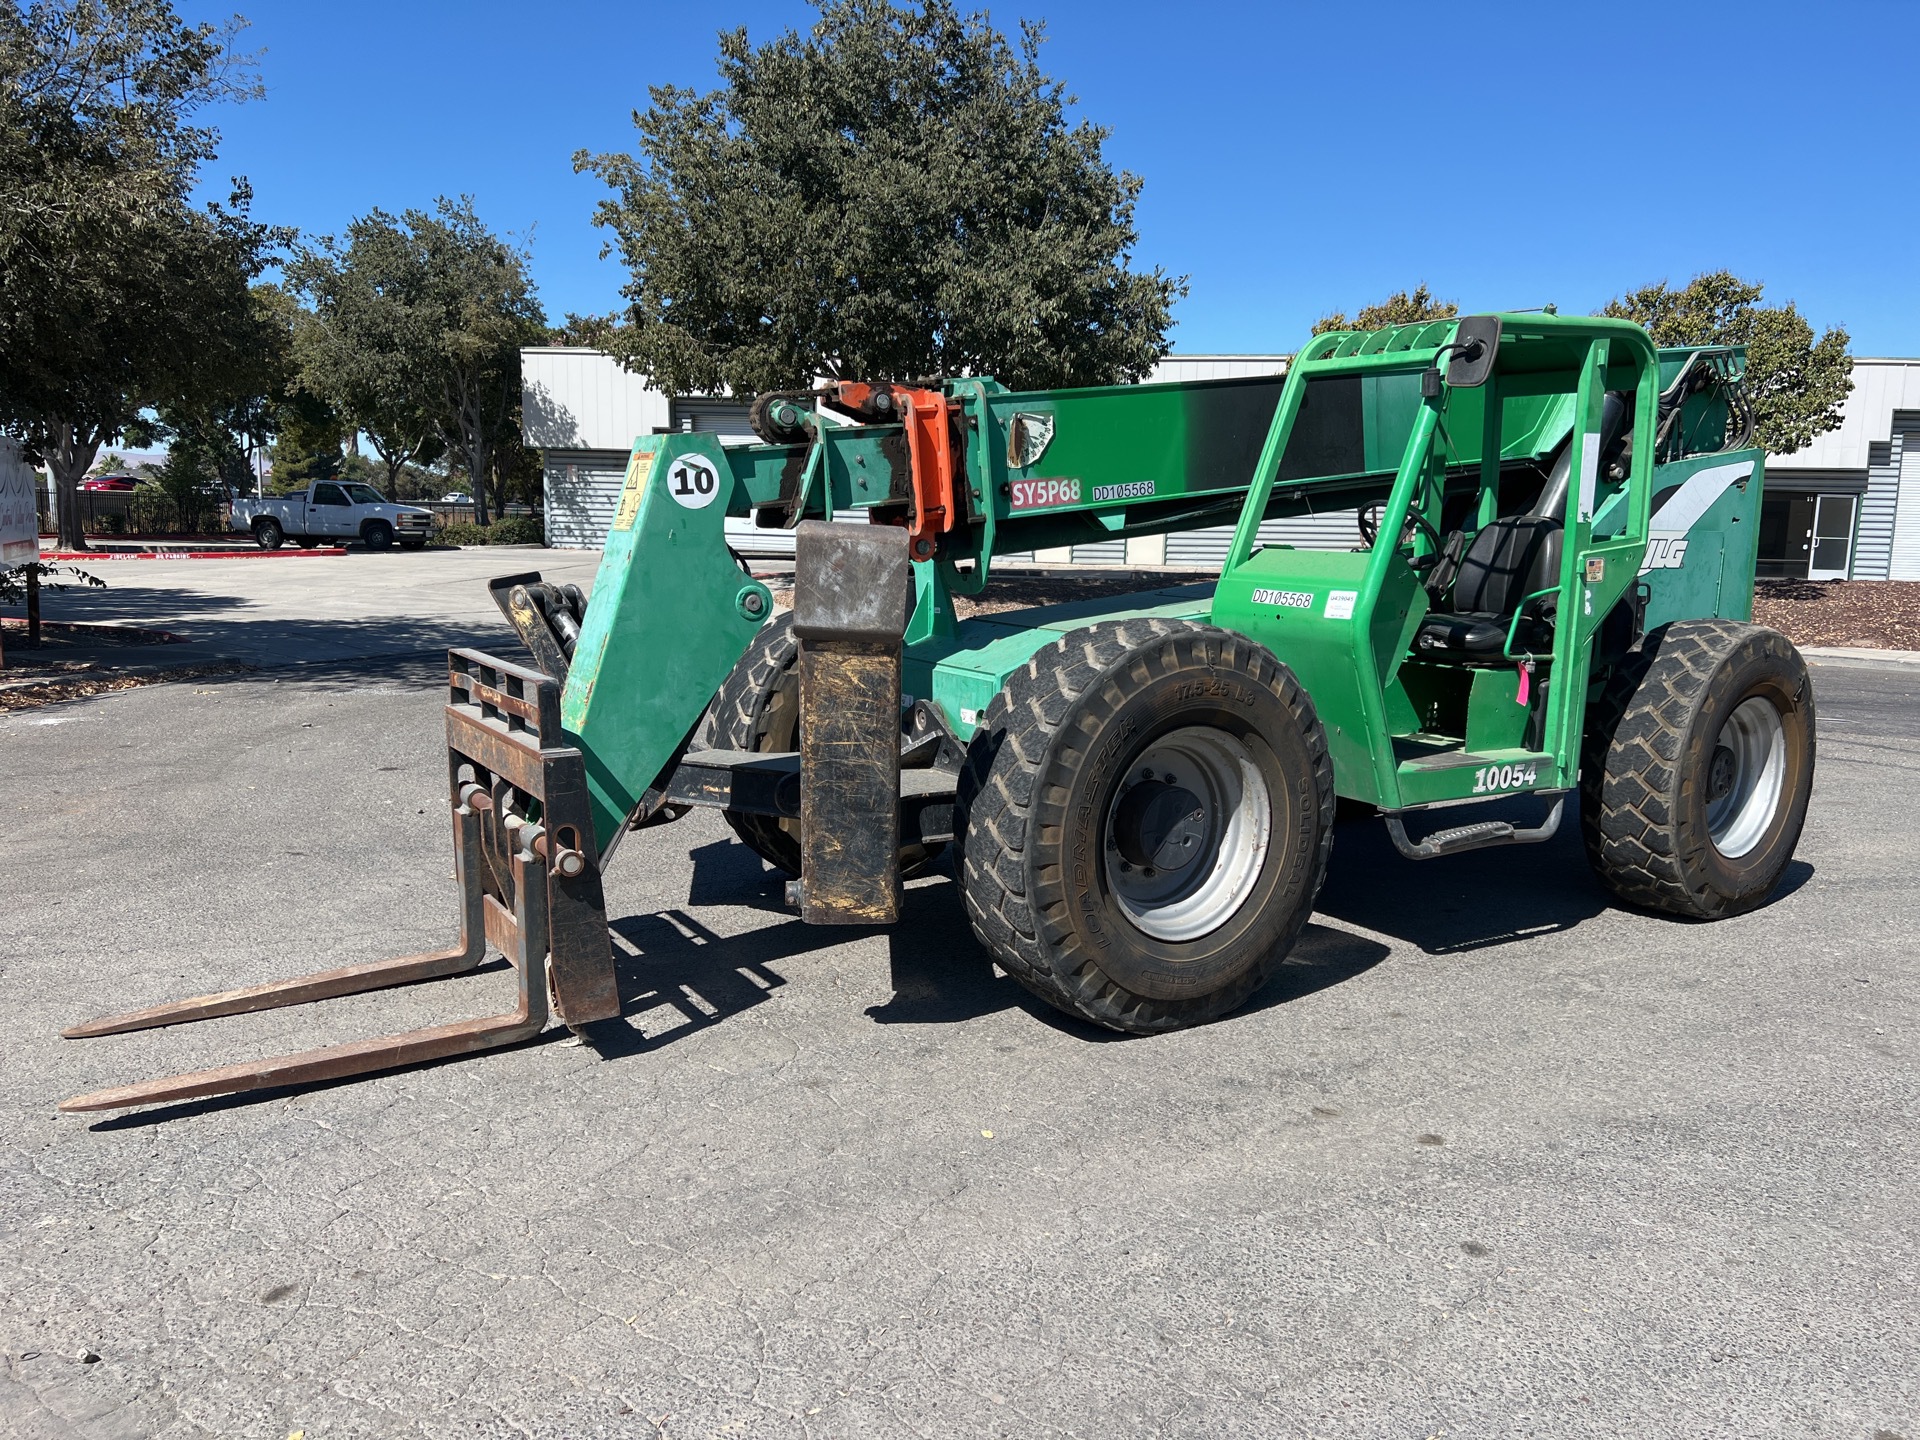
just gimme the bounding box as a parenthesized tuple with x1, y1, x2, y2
(61, 313, 1815, 1112)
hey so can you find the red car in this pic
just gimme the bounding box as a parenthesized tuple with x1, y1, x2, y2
(79, 473, 138, 491)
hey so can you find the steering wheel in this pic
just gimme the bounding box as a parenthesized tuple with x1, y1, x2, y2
(1356, 501, 1446, 555)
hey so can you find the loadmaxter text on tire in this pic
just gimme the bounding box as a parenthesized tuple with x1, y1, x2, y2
(1583, 619, 1815, 919)
(956, 618, 1335, 1034)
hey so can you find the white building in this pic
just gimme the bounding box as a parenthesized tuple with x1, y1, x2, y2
(1761, 359, 1920, 581)
(521, 347, 758, 550)
(524, 347, 1920, 580)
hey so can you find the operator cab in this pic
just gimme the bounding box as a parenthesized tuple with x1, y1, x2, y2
(1409, 389, 1633, 663)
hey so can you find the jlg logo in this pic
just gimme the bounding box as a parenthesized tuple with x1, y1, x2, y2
(1640, 536, 1689, 573)
(1010, 478, 1081, 511)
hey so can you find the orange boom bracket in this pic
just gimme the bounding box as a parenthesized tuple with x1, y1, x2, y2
(833, 382, 960, 561)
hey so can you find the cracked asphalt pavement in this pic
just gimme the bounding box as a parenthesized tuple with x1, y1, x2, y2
(0, 563, 1914, 1437)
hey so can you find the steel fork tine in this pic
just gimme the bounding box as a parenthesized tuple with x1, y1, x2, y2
(61, 805, 487, 1040)
(60, 839, 549, 1116)
(58, 1010, 544, 1113)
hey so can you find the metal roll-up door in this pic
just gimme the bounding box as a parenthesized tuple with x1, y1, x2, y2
(1262, 510, 1360, 551)
(673, 397, 755, 439)
(1165, 525, 1234, 569)
(1069, 539, 1127, 566)
(543, 450, 629, 549)
(1164, 509, 1361, 570)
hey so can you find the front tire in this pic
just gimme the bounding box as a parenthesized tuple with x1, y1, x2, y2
(253, 518, 284, 550)
(956, 619, 1335, 1034)
(362, 520, 394, 549)
(703, 612, 943, 877)
(1582, 620, 1815, 919)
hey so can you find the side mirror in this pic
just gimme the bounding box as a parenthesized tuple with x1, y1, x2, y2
(1444, 315, 1502, 388)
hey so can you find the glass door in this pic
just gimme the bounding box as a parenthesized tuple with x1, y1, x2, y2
(1808, 494, 1855, 581)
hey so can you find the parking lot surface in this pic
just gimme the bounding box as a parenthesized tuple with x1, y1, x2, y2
(0, 555, 1914, 1438)
(16, 545, 604, 668)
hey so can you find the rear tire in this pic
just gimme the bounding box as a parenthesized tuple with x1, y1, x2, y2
(1582, 620, 1815, 919)
(955, 619, 1335, 1033)
(703, 612, 943, 877)
(253, 518, 283, 550)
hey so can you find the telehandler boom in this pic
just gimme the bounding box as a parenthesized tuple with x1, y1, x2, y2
(61, 314, 1815, 1112)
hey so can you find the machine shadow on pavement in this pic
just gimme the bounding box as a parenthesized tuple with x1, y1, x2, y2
(592, 836, 1394, 1056)
(1315, 800, 1815, 955)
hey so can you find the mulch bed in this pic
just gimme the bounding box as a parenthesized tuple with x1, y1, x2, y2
(1752, 579, 1920, 651)
(0, 660, 253, 712)
(774, 570, 1920, 652)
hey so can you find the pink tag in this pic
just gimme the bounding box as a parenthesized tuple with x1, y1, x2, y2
(1515, 665, 1531, 706)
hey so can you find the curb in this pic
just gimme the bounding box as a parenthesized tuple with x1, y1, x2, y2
(38, 547, 347, 560)
(1802, 645, 1920, 669)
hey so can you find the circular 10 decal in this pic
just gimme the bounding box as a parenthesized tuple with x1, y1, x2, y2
(665, 455, 722, 510)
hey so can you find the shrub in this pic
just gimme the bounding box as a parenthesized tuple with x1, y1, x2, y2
(486, 515, 544, 546)
(435, 516, 545, 547)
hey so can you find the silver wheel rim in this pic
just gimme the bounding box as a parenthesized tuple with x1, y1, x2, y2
(1705, 695, 1787, 860)
(1103, 727, 1272, 943)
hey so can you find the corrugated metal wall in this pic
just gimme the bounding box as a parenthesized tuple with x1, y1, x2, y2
(1165, 510, 1360, 568)
(1856, 440, 1899, 580)
(1890, 416, 1920, 581)
(543, 450, 626, 550)
(672, 398, 755, 438)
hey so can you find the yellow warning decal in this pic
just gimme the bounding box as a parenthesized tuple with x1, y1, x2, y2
(612, 451, 653, 532)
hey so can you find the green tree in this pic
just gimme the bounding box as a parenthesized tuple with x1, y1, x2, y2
(0, 0, 284, 549)
(1312, 285, 1458, 336)
(286, 236, 446, 496)
(575, 0, 1182, 397)
(286, 199, 543, 525)
(548, 311, 623, 350)
(1602, 272, 1852, 455)
(131, 283, 309, 501)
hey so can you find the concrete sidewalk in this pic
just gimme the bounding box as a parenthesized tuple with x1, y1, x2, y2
(1804, 644, 1920, 669)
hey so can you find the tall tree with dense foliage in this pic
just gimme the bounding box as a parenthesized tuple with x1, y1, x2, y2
(1603, 272, 1852, 455)
(1311, 285, 1458, 335)
(0, 0, 284, 549)
(287, 199, 543, 524)
(575, 0, 1183, 397)
(286, 236, 445, 495)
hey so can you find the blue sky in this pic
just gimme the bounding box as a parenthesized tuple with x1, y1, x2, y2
(198, 0, 1919, 356)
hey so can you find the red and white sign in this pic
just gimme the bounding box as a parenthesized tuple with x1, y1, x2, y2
(0, 438, 40, 567)
(1009, 477, 1081, 512)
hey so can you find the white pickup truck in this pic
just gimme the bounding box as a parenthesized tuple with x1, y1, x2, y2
(232, 481, 435, 550)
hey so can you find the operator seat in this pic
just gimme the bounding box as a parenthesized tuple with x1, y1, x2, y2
(1409, 391, 1632, 663)
(1412, 516, 1561, 660)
